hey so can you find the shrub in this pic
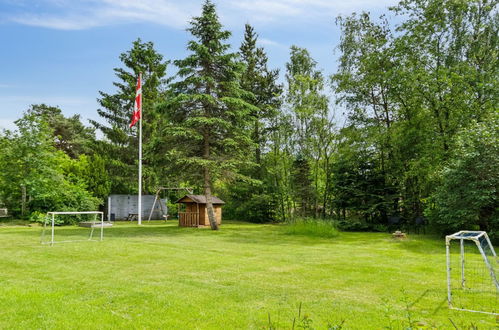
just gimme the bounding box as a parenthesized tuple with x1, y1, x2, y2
(0, 115, 100, 220)
(425, 119, 498, 239)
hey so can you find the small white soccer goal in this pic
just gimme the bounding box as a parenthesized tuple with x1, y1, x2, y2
(446, 231, 498, 315)
(40, 211, 111, 245)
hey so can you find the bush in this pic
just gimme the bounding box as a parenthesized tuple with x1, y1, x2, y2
(222, 184, 278, 223)
(425, 119, 498, 239)
(335, 216, 389, 232)
(0, 114, 101, 221)
(283, 218, 339, 238)
(29, 211, 51, 225)
(336, 218, 372, 232)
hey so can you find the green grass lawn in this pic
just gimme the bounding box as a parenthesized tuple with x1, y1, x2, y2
(0, 220, 497, 329)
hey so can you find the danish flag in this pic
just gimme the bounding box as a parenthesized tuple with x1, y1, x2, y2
(129, 73, 142, 128)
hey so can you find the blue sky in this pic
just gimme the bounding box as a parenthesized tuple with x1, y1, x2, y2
(0, 0, 397, 131)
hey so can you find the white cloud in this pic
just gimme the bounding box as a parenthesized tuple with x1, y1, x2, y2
(7, 0, 398, 30)
(9, 0, 196, 30)
(12, 15, 102, 30)
(258, 38, 284, 47)
(226, 0, 397, 23)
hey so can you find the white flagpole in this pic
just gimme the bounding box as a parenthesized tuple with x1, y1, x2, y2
(138, 72, 143, 225)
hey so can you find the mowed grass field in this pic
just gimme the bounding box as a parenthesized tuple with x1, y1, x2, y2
(0, 220, 497, 329)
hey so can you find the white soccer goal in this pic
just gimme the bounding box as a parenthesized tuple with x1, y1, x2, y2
(40, 211, 111, 246)
(446, 231, 498, 315)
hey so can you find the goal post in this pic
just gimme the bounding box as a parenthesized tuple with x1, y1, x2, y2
(446, 231, 498, 315)
(41, 211, 107, 246)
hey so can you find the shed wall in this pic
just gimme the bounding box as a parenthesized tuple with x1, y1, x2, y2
(108, 195, 167, 220)
(199, 205, 222, 226)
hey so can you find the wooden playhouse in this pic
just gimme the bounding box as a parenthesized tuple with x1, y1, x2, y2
(176, 195, 225, 227)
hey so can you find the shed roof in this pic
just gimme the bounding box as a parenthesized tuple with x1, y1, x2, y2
(176, 194, 225, 205)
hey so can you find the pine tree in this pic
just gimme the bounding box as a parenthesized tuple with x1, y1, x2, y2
(160, 0, 255, 230)
(239, 24, 282, 168)
(220, 24, 284, 223)
(90, 39, 168, 194)
(26, 104, 95, 158)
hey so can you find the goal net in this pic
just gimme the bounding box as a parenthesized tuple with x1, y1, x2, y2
(446, 231, 498, 315)
(40, 211, 110, 245)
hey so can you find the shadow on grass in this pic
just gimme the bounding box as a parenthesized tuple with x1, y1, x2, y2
(1, 220, 447, 253)
(391, 235, 445, 255)
(3, 220, 342, 247)
(110, 222, 332, 247)
(0, 219, 34, 227)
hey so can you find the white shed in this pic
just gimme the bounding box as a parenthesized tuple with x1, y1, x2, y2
(107, 194, 167, 220)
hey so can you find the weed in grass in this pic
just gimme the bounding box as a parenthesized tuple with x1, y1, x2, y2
(283, 218, 339, 239)
(400, 289, 418, 329)
(294, 302, 313, 329)
(268, 302, 345, 330)
(268, 312, 276, 330)
(381, 297, 396, 329)
(326, 320, 345, 330)
(449, 318, 482, 330)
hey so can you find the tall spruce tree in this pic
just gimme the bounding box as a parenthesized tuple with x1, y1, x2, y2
(90, 39, 168, 194)
(160, 0, 255, 230)
(218, 24, 284, 223)
(239, 24, 282, 168)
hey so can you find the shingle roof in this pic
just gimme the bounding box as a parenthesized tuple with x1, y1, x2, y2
(176, 194, 225, 204)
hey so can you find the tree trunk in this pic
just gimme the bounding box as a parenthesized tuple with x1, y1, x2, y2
(254, 119, 261, 165)
(322, 155, 330, 219)
(203, 131, 218, 230)
(203, 167, 218, 230)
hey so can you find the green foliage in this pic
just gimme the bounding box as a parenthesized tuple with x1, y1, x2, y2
(291, 155, 315, 216)
(26, 104, 96, 158)
(283, 218, 339, 238)
(239, 24, 282, 168)
(0, 113, 99, 220)
(161, 0, 254, 178)
(29, 211, 51, 225)
(330, 126, 397, 229)
(0, 0, 496, 238)
(331, 0, 498, 235)
(63, 154, 111, 202)
(250, 45, 336, 222)
(219, 24, 283, 224)
(426, 118, 499, 237)
(159, 1, 256, 228)
(91, 38, 169, 194)
(222, 180, 277, 223)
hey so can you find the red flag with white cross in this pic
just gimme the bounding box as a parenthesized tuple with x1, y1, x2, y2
(129, 74, 142, 128)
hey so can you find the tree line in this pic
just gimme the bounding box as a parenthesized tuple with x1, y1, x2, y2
(0, 0, 497, 236)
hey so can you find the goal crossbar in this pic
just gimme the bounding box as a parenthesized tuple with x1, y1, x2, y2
(41, 211, 105, 246)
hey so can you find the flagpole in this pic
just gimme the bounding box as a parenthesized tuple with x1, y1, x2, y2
(138, 72, 143, 225)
